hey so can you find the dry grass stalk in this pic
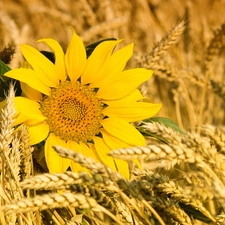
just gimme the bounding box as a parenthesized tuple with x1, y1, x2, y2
(197, 23, 225, 131)
(81, 17, 128, 42)
(205, 23, 225, 67)
(1, 0, 224, 129)
(210, 79, 225, 102)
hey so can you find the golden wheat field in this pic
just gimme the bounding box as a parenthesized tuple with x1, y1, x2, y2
(1, 0, 225, 224)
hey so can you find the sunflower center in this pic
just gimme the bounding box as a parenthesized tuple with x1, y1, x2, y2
(40, 81, 103, 143)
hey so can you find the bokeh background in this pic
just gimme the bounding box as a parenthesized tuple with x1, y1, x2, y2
(1, 0, 225, 131)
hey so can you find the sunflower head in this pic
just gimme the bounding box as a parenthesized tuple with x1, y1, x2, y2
(4, 29, 162, 177)
(40, 80, 103, 143)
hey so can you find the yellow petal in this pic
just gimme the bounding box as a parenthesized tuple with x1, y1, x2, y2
(21, 60, 32, 69)
(20, 82, 43, 101)
(101, 129, 141, 172)
(93, 137, 129, 178)
(38, 38, 67, 82)
(5, 68, 50, 95)
(70, 161, 88, 174)
(65, 30, 86, 82)
(102, 89, 143, 105)
(104, 102, 162, 122)
(101, 117, 146, 146)
(93, 136, 116, 170)
(81, 40, 121, 86)
(26, 121, 49, 145)
(101, 129, 129, 149)
(0, 100, 46, 137)
(14, 96, 41, 111)
(20, 44, 59, 87)
(45, 133, 71, 173)
(96, 43, 134, 86)
(13, 97, 43, 126)
(109, 43, 133, 74)
(79, 141, 101, 161)
(112, 158, 129, 178)
(25, 114, 47, 126)
(97, 68, 153, 100)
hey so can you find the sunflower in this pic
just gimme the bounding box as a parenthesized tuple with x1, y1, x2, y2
(4, 30, 161, 177)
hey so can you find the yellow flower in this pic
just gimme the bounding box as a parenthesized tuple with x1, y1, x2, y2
(5, 30, 161, 177)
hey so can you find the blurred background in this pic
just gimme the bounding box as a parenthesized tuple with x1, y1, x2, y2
(0, 0, 225, 131)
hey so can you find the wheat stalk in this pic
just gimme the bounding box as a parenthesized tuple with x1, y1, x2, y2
(20, 171, 109, 190)
(1, 192, 97, 215)
(141, 20, 185, 69)
(53, 145, 123, 180)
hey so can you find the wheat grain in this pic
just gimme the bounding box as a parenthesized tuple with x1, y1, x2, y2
(205, 23, 225, 66)
(201, 124, 225, 154)
(8, 135, 21, 182)
(197, 23, 225, 130)
(20, 171, 108, 190)
(109, 142, 199, 168)
(184, 186, 214, 202)
(0, 83, 16, 155)
(70, 184, 119, 215)
(151, 197, 193, 225)
(150, 61, 178, 82)
(1, 192, 97, 215)
(114, 199, 134, 224)
(183, 132, 225, 184)
(141, 20, 185, 69)
(19, 125, 34, 180)
(53, 145, 123, 179)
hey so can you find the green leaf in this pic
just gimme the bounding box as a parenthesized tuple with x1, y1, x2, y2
(0, 60, 22, 98)
(0, 60, 11, 75)
(143, 117, 184, 134)
(0, 60, 12, 99)
(137, 117, 183, 143)
(179, 203, 215, 223)
(137, 125, 169, 144)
